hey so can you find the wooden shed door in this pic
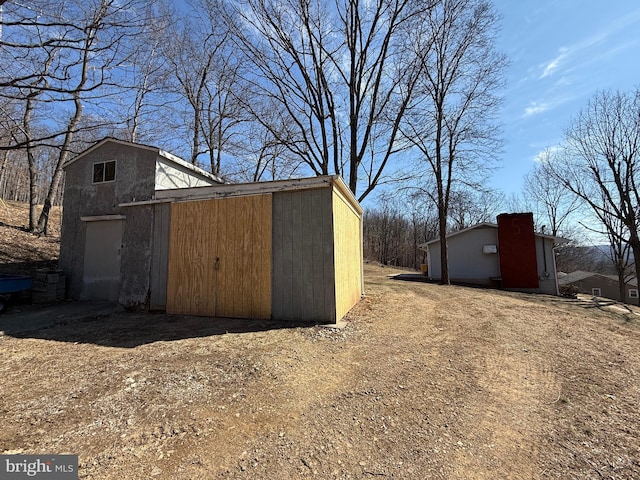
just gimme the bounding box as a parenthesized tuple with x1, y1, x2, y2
(166, 195, 272, 318)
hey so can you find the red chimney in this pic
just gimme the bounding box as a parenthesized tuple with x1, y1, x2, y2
(497, 213, 539, 289)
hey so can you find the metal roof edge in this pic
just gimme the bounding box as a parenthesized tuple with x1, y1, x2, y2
(330, 175, 363, 215)
(418, 223, 570, 248)
(418, 222, 498, 248)
(157, 149, 223, 184)
(154, 176, 335, 202)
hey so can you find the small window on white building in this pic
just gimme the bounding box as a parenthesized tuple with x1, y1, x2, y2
(592, 288, 602, 297)
(93, 160, 116, 183)
(629, 289, 638, 299)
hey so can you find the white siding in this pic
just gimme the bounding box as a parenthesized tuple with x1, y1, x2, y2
(427, 225, 561, 295)
(449, 227, 500, 282)
(429, 227, 500, 283)
(155, 158, 219, 190)
(534, 236, 558, 295)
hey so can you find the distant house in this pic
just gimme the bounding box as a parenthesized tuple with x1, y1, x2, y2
(558, 271, 639, 304)
(419, 213, 566, 295)
(59, 138, 363, 323)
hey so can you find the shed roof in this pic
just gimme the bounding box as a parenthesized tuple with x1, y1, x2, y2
(120, 175, 363, 215)
(63, 137, 224, 185)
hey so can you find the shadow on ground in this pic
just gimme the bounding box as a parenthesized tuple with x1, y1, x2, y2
(390, 273, 434, 283)
(2, 303, 317, 348)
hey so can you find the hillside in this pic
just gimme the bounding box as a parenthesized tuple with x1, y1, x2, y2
(0, 200, 61, 275)
(1, 257, 639, 478)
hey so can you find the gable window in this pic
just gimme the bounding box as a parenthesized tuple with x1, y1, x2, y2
(592, 288, 601, 297)
(93, 160, 116, 183)
(629, 289, 638, 299)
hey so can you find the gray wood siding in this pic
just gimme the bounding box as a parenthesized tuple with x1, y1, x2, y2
(150, 203, 171, 309)
(119, 205, 154, 306)
(272, 189, 335, 322)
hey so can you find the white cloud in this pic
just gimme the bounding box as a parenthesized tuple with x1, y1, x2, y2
(540, 48, 568, 78)
(523, 101, 549, 117)
(533, 145, 563, 163)
(537, 8, 640, 80)
(522, 91, 582, 118)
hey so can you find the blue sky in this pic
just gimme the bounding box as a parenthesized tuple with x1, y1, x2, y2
(491, 0, 640, 196)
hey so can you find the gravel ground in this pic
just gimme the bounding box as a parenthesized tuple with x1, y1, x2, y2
(1, 263, 639, 479)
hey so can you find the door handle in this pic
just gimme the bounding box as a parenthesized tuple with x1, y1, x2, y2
(214, 257, 220, 270)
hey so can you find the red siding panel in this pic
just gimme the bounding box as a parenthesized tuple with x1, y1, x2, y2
(497, 213, 539, 288)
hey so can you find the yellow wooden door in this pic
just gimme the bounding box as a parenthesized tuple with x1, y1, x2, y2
(166, 199, 218, 316)
(215, 195, 272, 319)
(166, 194, 272, 319)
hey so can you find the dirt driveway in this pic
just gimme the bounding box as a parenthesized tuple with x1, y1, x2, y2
(1, 263, 639, 479)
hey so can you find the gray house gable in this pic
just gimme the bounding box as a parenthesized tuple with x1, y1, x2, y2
(60, 137, 223, 303)
(64, 137, 224, 192)
(420, 222, 560, 248)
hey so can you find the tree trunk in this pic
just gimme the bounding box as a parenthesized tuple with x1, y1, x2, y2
(616, 267, 626, 304)
(35, 101, 82, 235)
(35, 79, 85, 235)
(191, 118, 200, 165)
(27, 148, 38, 231)
(23, 95, 38, 231)
(0, 150, 8, 193)
(438, 206, 449, 285)
(35, 6, 100, 235)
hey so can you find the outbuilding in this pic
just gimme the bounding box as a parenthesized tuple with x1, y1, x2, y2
(59, 138, 363, 323)
(419, 213, 565, 295)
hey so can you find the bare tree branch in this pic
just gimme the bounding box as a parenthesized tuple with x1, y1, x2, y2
(546, 88, 640, 304)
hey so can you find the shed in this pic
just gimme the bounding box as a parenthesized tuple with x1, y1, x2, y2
(59, 138, 363, 323)
(419, 213, 565, 295)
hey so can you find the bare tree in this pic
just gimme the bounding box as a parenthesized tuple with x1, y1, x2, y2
(161, 0, 244, 174)
(229, 107, 306, 183)
(547, 88, 640, 304)
(524, 152, 580, 237)
(1, 0, 163, 234)
(447, 188, 502, 230)
(363, 193, 438, 269)
(229, 0, 435, 201)
(0, 101, 21, 200)
(406, 192, 439, 269)
(597, 205, 634, 302)
(399, 0, 507, 284)
(124, 6, 173, 144)
(38, 0, 159, 235)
